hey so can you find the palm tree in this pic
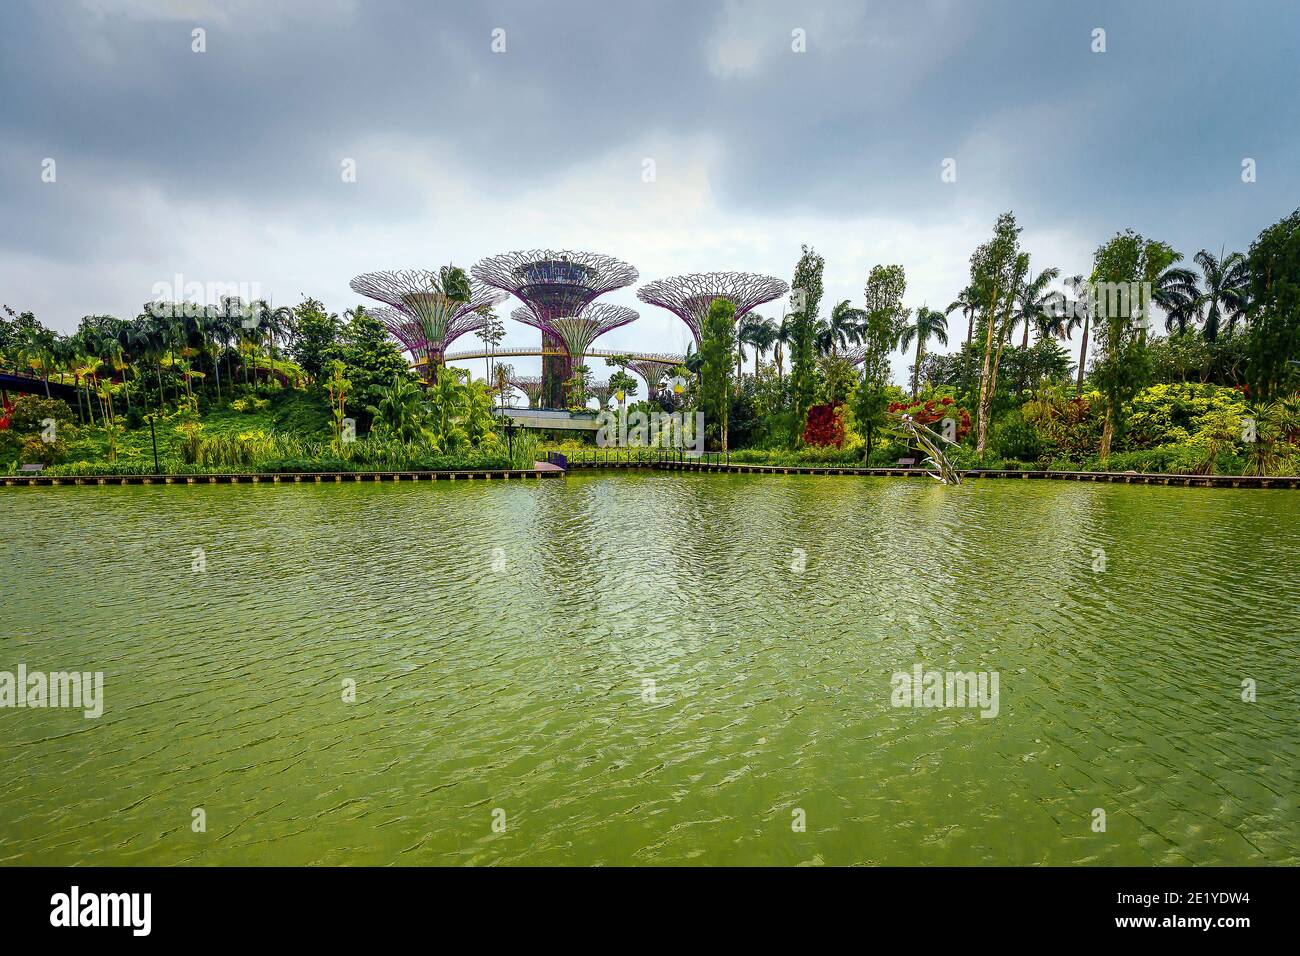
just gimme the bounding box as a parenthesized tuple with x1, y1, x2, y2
(114, 318, 152, 412)
(1153, 260, 1202, 335)
(1191, 249, 1249, 341)
(253, 300, 294, 381)
(742, 315, 778, 376)
(74, 355, 102, 424)
(946, 285, 978, 347)
(17, 327, 56, 398)
(735, 313, 760, 382)
(771, 315, 794, 382)
(1059, 275, 1091, 396)
(134, 308, 167, 408)
(816, 300, 866, 357)
(1011, 266, 1061, 349)
(898, 306, 950, 398)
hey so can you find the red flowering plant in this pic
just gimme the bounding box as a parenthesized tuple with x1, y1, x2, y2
(803, 403, 847, 447)
(886, 396, 972, 441)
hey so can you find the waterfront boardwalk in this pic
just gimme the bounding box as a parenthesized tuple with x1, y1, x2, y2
(3, 460, 1296, 489)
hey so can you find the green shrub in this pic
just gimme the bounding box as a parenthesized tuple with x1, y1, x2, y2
(256, 457, 353, 473)
(19, 434, 67, 466)
(8, 395, 74, 433)
(1122, 382, 1248, 449)
(990, 412, 1045, 462)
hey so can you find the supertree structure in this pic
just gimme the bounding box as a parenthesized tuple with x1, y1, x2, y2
(839, 345, 868, 367)
(587, 379, 614, 410)
(636, 272, 788, 346)
(508, 303, 637, 391)
(349, 269, 506, 380)
(364, 305, 488, 377)
(626, 357, 677, 402)
(629, 363, 663, 401)
(473, 250, 638, 407)
(506, 374, 547, 408)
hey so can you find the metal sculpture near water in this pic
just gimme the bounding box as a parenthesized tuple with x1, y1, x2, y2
(897, 413, 962, 485)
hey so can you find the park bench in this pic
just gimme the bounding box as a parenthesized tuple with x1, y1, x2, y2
(19, 463, 44, 474)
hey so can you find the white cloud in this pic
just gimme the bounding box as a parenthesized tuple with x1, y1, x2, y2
(1, 128, 1095, 386)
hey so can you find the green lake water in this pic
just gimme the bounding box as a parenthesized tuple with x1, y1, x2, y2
(1, 474, 1296, 865)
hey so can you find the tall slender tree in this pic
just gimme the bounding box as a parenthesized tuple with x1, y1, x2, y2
(898, 306, 949, 398)
(855, 264, 907, 458)
(700, 297, 737, 452)
(1090, 229, 1176, 460)
(1011, 264, 1061, 349)
(946, 286, 978, 346)
(969, 212, 1024, 455)
(788, 245, 825, 444)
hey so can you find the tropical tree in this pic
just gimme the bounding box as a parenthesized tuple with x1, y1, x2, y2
(367, 372, 428, 442)
(855, 264, 907, 457)
(338, 308, 414, 430)
(968, 212, 1024, 455)
(16, 325, 57, 398)
(1011, 265, 1061, 349)
(609, 369, 638, 414)
(1090, 229, 1177, 460)
(700, 296, 736, 451)
(252, 299, 295, 380)
(898, 306, 949, 398)
(1190, 248, 1250, 341)
(788, 245, 825, 443)
(475, 308, 505, 387)
(946, 285, 979, 347)
(1244, 207, 1300, 403)
(1153, 261, 1201, 335)
(741, 314, 778, 376)
(815, 300, 866, 357)
(292, 298, 342, 383)
(324, 359, 352, 450)
(771, 315, 794, 382)
(1056, 275, 1091, 396)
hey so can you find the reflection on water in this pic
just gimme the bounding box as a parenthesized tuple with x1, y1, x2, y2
(0, 475, 1296, 865)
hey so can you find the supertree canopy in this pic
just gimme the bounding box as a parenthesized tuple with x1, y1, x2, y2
(840, 345, 868, 367)
(637, 272, 788, 345)
(365, 305, 492, 376)
(587, 379, 615, 410)
(506, 374, 546, 408)
(509, 303, 637, 372)
(349, 269, 506, 379)
(474, 250, 638, 408)
(626, 358, 677, 401)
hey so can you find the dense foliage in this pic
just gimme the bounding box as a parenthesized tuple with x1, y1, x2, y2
(4, 207, 1298, 478)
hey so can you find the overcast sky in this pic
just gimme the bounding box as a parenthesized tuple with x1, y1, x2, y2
(2, 0, 1296, 381)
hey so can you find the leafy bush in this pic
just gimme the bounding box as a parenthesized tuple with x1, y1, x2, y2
(19, 434, 67, 465)
(256, 457, 353, 474)
(802, 403, 846, 447)
(990, 412, 1044, 462)
(1122, 382, 1248, 449)
(1021, 388, 1102, 461)
(7, 395, 74, 433)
